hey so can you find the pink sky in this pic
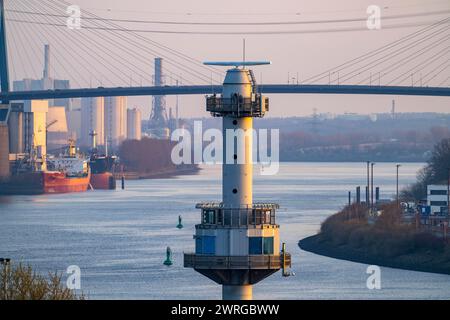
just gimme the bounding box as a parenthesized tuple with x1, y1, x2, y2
(8, 0, 450, 118)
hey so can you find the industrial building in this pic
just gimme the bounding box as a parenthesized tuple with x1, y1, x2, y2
(7, 101, 48, 171)
(105, 96, 127, 149)
(80, 97, 104, 148)
(13, 45, 72, 110)
(46, 106, 69, 151)
(0, 104, 10, 179)
(66, 107, 81, 142)
(23, 101, 48, 170)
(427, 185, 449, 215)
(127, 108, 141, 141)
(7, 103, 24, 154)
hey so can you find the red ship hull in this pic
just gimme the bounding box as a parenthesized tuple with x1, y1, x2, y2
(0, 171, 91, 195)
(44, 171, 91, 194)
(90, 172, 116, 190)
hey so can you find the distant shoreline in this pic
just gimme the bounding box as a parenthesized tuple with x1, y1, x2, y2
(281, 160, 426, 163)
(115, 165, 200, 180)
(299, 234, 450, 276)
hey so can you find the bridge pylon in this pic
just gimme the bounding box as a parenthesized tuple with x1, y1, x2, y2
(0, 0, 10, 103)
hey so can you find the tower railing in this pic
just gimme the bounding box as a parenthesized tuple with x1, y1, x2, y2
(184, 253, 291, 270)
(199, 208, 276, 227)
(206, 94, 268, 117)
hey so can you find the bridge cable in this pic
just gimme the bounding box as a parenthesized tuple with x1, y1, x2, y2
(386, 48, 449, 86)
(24, 0, 135, 87)
(349, 32, 449, 85)
(54, 0, 224, 80)
(302, 17, 450, 84)
(331, 25, 449, 84)
(38, 0, 154, 87)
(12, 1, 102, 87)
(8, 0, 85, 88)
(50, 0, 218, 85)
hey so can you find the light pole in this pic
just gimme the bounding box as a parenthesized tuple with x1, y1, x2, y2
(447, 168, 450, 216)
(366, 161, 370, 209)
(371, 163, 375, 212)
(396, 164, 401, 207)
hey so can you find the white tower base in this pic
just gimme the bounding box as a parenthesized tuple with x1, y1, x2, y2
(222, 285, 253, 300)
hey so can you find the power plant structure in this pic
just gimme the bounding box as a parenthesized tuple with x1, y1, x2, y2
(184, 61, 291, 300)
(0, 104, 10, 179)
(81, 97, 105, 149)
(147, 57, 170, 139)
(105, 96, 127, 149)
(127, 108, 142, 141)
(13, 44, 72, 110)
(46, 106, 70, 150)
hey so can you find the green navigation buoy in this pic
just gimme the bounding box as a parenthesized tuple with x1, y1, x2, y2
(176, 215, 183, 229)
(163, 246, 173, 266)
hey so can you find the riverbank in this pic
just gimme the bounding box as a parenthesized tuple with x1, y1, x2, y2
(299, 201, 450, 277)
(299, 234, 450, 275)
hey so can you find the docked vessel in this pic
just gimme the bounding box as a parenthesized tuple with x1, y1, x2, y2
(0, 141, 90, 195)
(89, 154, 116, 190)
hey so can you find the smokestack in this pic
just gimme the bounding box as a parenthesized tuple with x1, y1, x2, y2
(43, 44, 50, 79)
(356, 186, 361, 204)
(155, 57, 163, 86)
(391, 100, 395, 119)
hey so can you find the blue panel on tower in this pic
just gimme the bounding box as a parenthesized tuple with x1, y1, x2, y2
(249, 237, 263, 254)
(196, 236, 216, 254)
(202, 236, 216, 254)
(195, 237, 202, 254)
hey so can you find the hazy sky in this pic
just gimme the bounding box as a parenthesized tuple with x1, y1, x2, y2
(7, 0, 450, 118)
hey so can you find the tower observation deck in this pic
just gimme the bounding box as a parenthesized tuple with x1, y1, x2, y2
(184, 62, 291, 300)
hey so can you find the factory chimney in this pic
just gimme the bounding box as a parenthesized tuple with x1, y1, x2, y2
(43, 44, 50, 79)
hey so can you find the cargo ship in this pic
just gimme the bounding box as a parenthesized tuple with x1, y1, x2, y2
(89, 154, 116, 190)
(0, 141, 90, 195)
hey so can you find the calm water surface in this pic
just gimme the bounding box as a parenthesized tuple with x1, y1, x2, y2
(0, 162, 449, 299)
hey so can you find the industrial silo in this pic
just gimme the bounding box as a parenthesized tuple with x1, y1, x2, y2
(81, 97, 104, 148)
(0, 105, 10, 179)
(127, 108, 141, 141)
(105, 96, 127, 149)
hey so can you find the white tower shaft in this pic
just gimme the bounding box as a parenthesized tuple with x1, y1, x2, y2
(222, 70, 253, 208)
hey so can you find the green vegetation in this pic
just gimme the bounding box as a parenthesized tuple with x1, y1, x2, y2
(300, 203, 450, 275)
(320, 203, 448, 257)
(119, 137, 176, 174)
(0, 262, 84, 300)
(299, 138, 450, 275)
(402, 138, 450, 201)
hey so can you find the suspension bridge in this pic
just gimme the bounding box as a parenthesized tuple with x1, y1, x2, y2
(0, 0, 449, 103)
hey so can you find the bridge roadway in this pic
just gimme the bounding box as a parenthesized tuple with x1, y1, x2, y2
(1, 84, 450, 101)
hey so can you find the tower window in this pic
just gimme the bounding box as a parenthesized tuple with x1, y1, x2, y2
(202, 209, 216, 224)
(249, 237, 274, 255)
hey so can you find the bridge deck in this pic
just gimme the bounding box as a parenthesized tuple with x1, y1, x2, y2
(1, 84, 449, 101)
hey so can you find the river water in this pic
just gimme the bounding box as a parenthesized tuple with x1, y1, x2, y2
(0, 162, 449, 300)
